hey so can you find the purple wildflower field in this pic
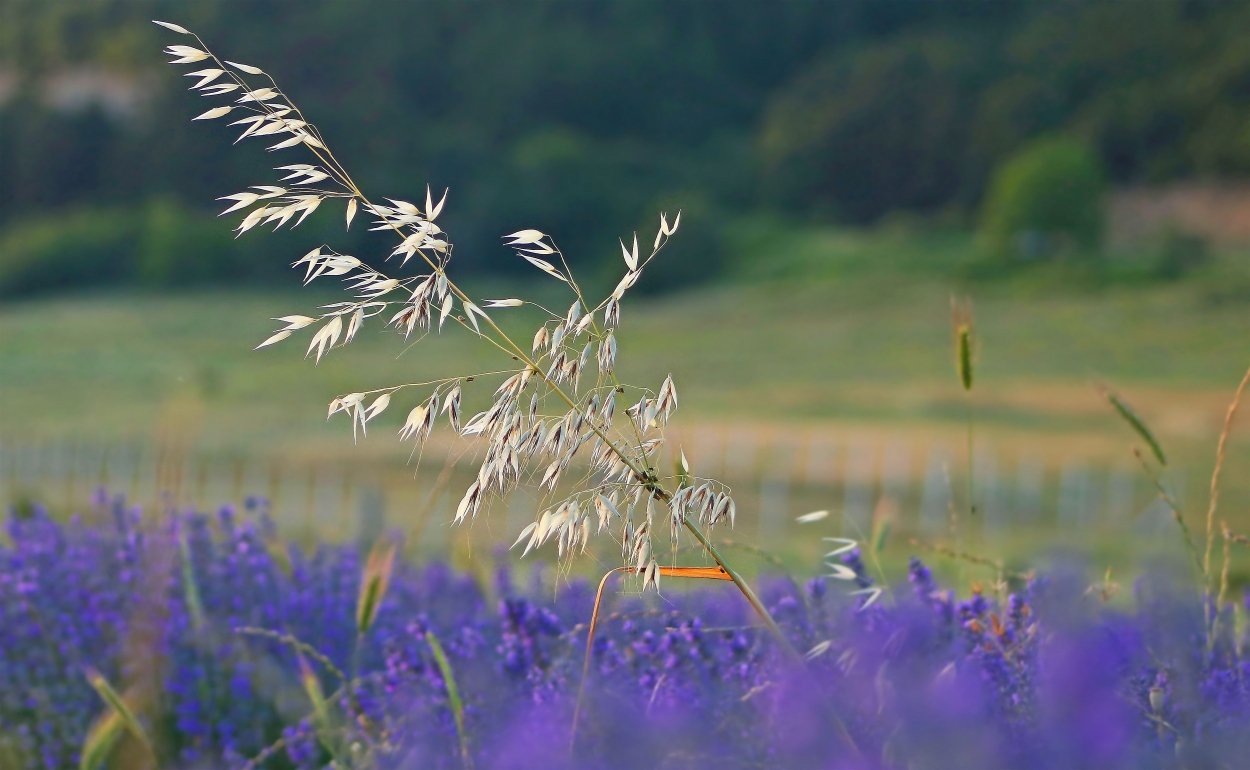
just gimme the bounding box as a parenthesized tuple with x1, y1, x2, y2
(3, 487, 1248, 770)
(9, 9, 1250, 770)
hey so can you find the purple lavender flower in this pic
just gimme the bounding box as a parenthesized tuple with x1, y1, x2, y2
(8, 492, 1250, 769)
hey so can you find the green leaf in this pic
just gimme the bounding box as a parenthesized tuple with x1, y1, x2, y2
(427, 631, 472, 768)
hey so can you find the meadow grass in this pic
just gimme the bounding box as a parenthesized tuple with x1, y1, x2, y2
(4, 236, 1246, 591)
(2, 250, 1245, 455)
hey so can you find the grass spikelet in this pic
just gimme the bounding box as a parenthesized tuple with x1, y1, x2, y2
(356, 537, 397, 635)
(957, 327, 973, 391)
(426, 631, 473, 770)
(950, 296, 975, 392)
(1100, 384, 1167, 466)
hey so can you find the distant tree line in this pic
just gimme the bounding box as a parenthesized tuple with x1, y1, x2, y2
(0, 0, 1247, 294)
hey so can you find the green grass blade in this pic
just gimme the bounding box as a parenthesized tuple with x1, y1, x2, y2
(79, 711, 124, 770)
(297, 651, 329, 726)
(83, 669, 152, 762)
(296, 649, 348, 763)
(1106, 389, 1167, 466)
(871, 515, 891, 555)
(426, 631, 473, 770)
(178, 529, 207, 631)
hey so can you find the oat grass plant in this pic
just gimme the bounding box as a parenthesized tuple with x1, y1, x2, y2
(153, 19, 853, 762)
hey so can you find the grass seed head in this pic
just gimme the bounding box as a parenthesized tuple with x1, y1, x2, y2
(950, 296, 975, 391)
(1099, 383, 1167, 466)
(356, 538, 398, 635)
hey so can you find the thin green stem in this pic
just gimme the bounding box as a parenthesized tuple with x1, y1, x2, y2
(235, 627, 348, 685)
(235, 626, 366, 723)
(241, 737, 287, 770)
(1133, 449, 1204, 581)
(351, 370, 516, 398)
(426, 632, 473, 770)
(681, 519, 792, 654)
(682, 519, 859, 756)
(966, 394, 976, 541)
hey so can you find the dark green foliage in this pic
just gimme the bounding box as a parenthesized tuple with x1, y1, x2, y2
(2, 0, 1248, 294)
(0, 206, 138, 295)
(0, 199, 282, 296)
(1155, 228, 1212, 280)
(979, 137, 1107, 259)
(760, 33, 981, 221)
(0, 196, 390, 296)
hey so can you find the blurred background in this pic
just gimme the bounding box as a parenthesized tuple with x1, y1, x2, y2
(1, 0, 1248, 577)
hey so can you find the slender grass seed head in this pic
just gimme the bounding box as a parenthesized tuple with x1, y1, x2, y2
(951, 296, 975, 392)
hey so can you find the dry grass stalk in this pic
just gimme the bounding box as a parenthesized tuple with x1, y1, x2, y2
(1203, 364, 1250, 586)
(1222, 522, 1250, 616)
(1219, 522, 1234, 618)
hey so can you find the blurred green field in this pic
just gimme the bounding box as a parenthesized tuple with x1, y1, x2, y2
(3, 224, 1247, 445)
(2, 224, 1248, 586)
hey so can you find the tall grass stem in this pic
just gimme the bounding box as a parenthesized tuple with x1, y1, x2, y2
(1202, 363, 1249, 651)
